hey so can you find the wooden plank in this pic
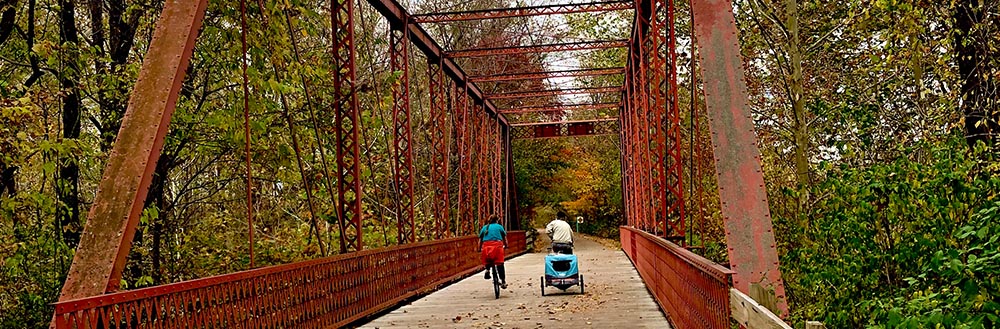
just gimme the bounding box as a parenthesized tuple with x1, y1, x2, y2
(730, 288, 791, 329)
(806, 321, 827, 329)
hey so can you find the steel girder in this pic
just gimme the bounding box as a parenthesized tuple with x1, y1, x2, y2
(469, 67, 623, 83)
(487, 86, 621, 100)
(501, 103, 619, 115)
(333, 0, 363, 253)
(411, 0, 631, 23)
(510, 118, 619, 139)
(691, 0, 788, 316)
(447, 40, 628, 59)
(57, 0, 208, 301)
(390, 28, 416, 244)
(428, 61, 451, 239)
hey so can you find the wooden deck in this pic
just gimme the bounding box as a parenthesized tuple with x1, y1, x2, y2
(358, 230, 670, 328)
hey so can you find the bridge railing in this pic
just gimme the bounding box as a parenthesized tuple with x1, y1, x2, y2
(621, 226, 734, 329)
(53, 231, 526, 329)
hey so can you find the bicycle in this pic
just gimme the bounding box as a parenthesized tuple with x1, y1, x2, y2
(487, 264, 501, 299)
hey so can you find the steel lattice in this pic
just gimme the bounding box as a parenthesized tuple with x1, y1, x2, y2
(470, 67, 623, 83)
(412, 0, 631, 23)
(390, 28, 416, 244)
(447, 40, 628, 58)
(428, 62, 451, 239)
(333, 0, 363, 253)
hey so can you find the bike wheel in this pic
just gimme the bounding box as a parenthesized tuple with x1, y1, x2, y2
(579, 275, 585, 295)
(492, 266, 500, 299)
(540, 276, 546, 296)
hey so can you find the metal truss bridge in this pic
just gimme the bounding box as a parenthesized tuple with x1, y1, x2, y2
(51, 0, 792, 328)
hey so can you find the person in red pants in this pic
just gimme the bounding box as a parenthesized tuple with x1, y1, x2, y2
(478, 215, 508, 289)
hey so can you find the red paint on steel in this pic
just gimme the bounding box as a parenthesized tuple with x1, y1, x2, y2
(412, 0, 631, 23)
(456, 87, 473, 235)
(487, 86, 621, 100)
(57, 0, 208, 301)
(690, 0, 789, 316)
(447, 40, 628, 58)
(469, 67, 623, 83)
(664, 0, 685, 240)
(428, 61, 451, 238)
(390, 27, 417, 244)
(333, 0, 363, 252)
(620, 226, 733, 329)
(500, 103, 619, 114)
(53, 232, 528, 328)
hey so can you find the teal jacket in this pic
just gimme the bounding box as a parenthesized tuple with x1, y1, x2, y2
(479, 223, 506, 242)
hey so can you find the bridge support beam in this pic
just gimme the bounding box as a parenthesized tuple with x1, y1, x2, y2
(57, 0, 208, 301)
(390, 27, 416, 244)
(690, 0, 789, 316)
(429, 60, 451, 239)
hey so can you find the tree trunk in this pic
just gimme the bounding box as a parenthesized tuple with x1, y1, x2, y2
(57, 0, 82, 247)
(0, 0, 15, 45)
(785, 0, 810, 217)
(955, 0, 999, 148)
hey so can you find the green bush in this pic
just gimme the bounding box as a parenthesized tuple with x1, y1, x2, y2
(782, 139, 1000, 328)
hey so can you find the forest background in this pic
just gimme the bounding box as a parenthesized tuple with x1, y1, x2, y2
(1, 0, 999, 327)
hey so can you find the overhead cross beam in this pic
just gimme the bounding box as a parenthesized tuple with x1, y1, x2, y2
(488, 86, 621, 100)
(447, 40, 628, 58)
(412, 0, 631, 23)
(368, 0, 507, 124)
(501, 103, 619, 114)
(470, 67, 623, 83)
(511, 118, 619, 139)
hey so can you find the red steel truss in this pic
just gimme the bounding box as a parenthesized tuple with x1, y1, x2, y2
(501, 102, 619, 115)
(510, 118, 618, 139)
(428, 61, 451, 239)
(447, 40, 627, 58)
(487, 86, 620, 100)
(456, 87, 473, 235)
(56, 0, 209, 300)
(412, 0, 631, 23)
(469, 67, 623, 83)
(333, 0, 363, 253)
(390, 28, 416, 244)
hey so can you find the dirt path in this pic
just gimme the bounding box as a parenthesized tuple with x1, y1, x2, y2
(358, 229, 670, 328)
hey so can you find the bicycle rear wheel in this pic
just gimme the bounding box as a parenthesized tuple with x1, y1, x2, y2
(492, 266, 500, 299)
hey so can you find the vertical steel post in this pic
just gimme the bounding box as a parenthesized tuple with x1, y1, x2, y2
(58, 0, 208, 301)
(664, 0, 685, 240)
(691, 0, 788, 316)
(456, 86, 472, 235)
(390, 27, 416, 244)
(428, 60, 450, 239)
(333, 0, 363, 252)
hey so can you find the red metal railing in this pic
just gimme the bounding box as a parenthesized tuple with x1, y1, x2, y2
(53, 232, 526, 328)
(620, 227, 733, 329)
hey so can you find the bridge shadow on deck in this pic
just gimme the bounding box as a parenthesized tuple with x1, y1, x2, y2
(359, 229, 669, 328)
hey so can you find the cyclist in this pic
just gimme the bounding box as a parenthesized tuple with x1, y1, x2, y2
(478, 215, 508, 289)
(546, 211, 574, 254)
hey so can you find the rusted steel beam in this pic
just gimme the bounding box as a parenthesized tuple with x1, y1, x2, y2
(456, 87, 474, 235)
(390, 28, 416, 244)
(469, 67, 623, 83)
(487, 86, 621, 100)
(412, 0, 631, 23)
(447, 40, 628, 58)
(501, 102, 619, 114)
(510, 117, 619, 127)
(428, 61, 451, 239)
(366, 0, 507, 125)
(57, 0, 208, 301)
(664, 0, 686, 240)
(691, 0, 789, 316)
(333, 0, 363, 252)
